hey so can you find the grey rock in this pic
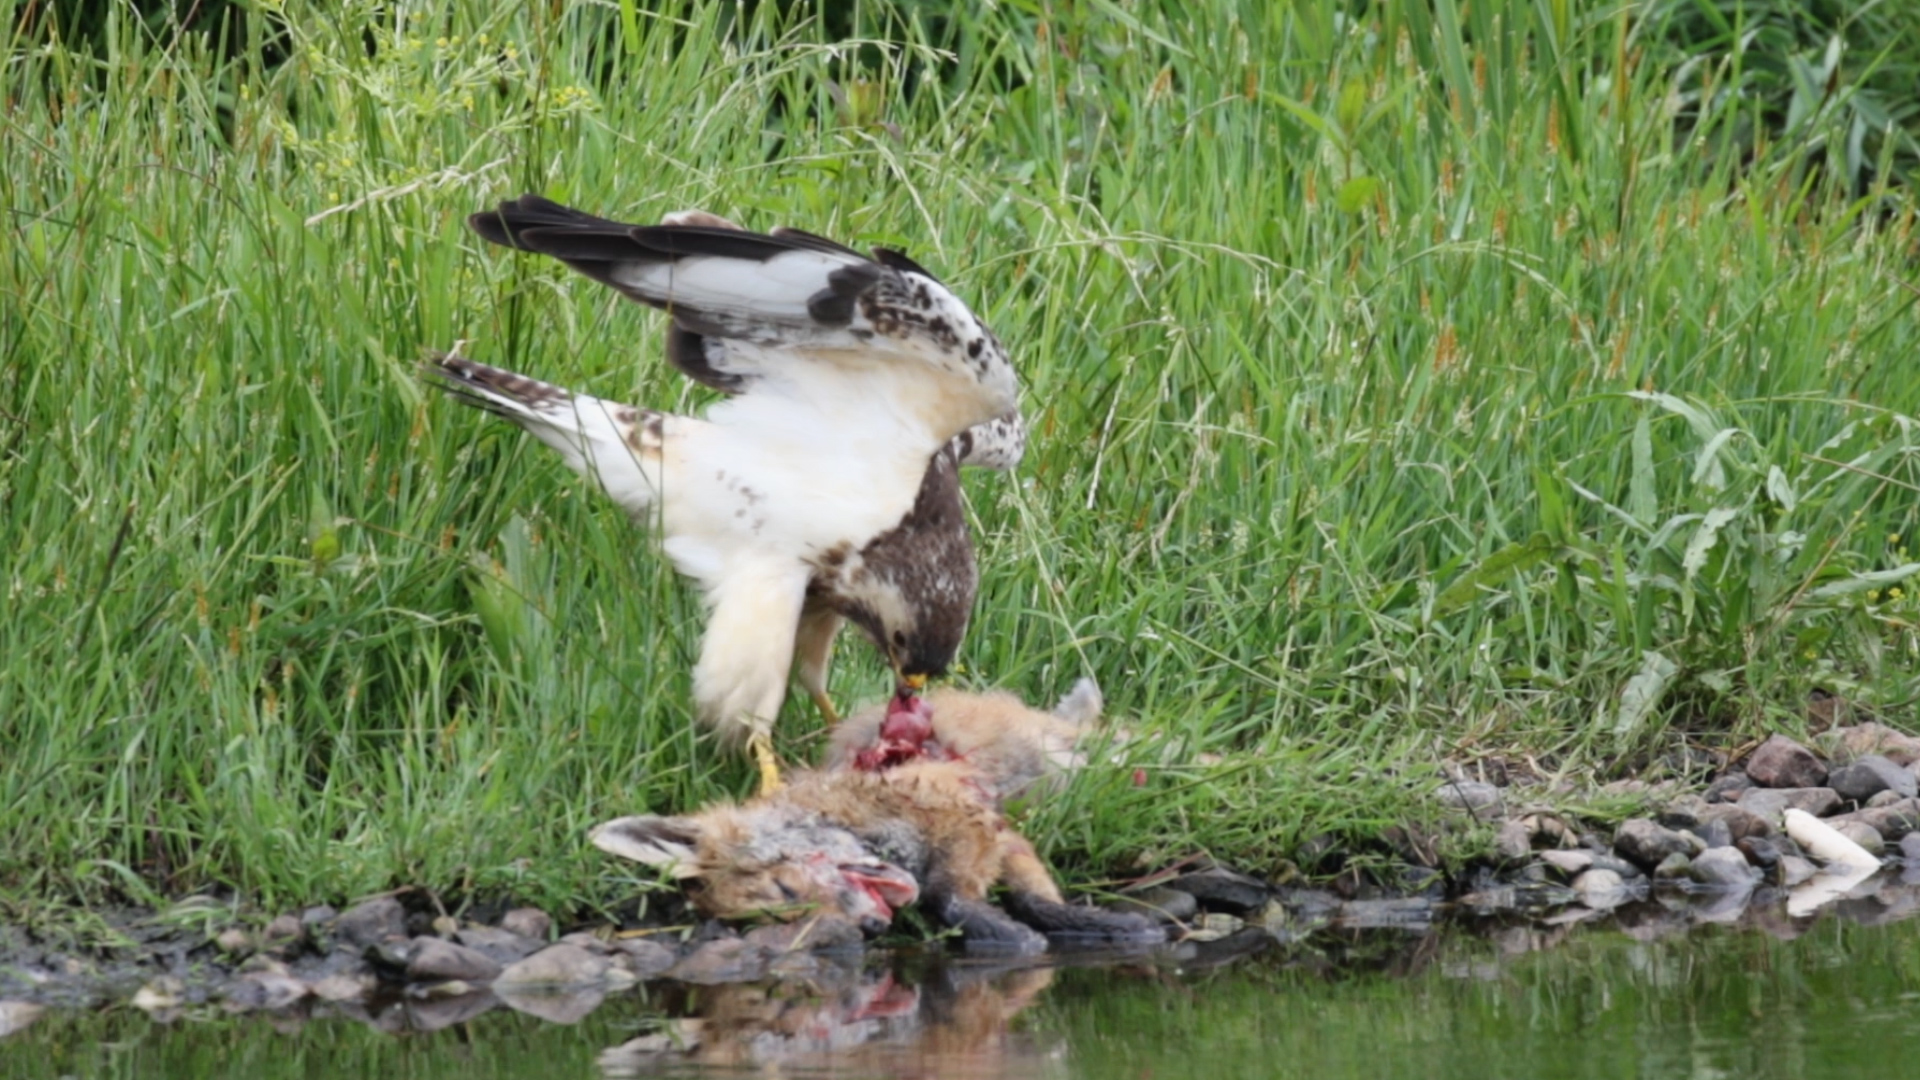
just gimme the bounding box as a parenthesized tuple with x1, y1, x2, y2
(555, 932, 614, 955)
(366, 937, 415, 970)
(498, 908, 552, 942)
(225, 971, 308, 1012)
(407, 938, 503, 984)
(1437, 780, 1502, 813)
(1538, 850, 1594, 877)
(333, 897, 408, 951)
(1691, 818, 1734, 849)
(1902, 832, 1920, 863)
(1106, 886, 1199, 925)
(1652, 852, 1694, 879)
(455, 926, 541, 965)
(1167, 867, 1272, 913)
(1689, 847, 1761, 890)
(668, 939, 772, 985)
(215, 927, 253, 955)
(1494, 819, 1533, 862)
(300, 905, 339, 930)
(310, 972, 375, 1003)
(1737, 787, 1841, 822)
(1825, 798, 1920, 841)
(1614, 819, 1694, 870)
(1815, 722, 1920, 766)
(496, 944, 608, 989)
(743, 915, 865, 952)
(609, 938, 678, 980)
(1829, 755, 1918, 802)
(1334, 898, 1434, 930)
(407, 987, 499, 1032)
(1779, 856, 1819, 887)
(1867, 789, 1905, 809)
(1588, 854, 1646, 879)
(1831, 820, 1886, 857)
(1698, 803, 1773, 842)
(262, 915, 304, 950)
(1746, 735, 1828, 789)
(1572, 869, 1630, 908)
(1659, 795, 1709, 829)
(1737, 836, 1783, 869)
(0, 1001, 46, 1038)
(496, 984, 606, 1025)
(1704, 771, 1754, 803)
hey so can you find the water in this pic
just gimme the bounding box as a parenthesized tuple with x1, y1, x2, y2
(5, 908, 1918, 1078)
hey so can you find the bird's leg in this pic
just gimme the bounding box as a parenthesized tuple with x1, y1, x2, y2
(808, 687, 843, 726)
(793, 603, 845, 727)
(748, 729, 784, 795)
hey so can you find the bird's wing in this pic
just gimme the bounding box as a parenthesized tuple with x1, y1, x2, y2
(469, 195, 1017, 451)
(651, 207, 1027, 472)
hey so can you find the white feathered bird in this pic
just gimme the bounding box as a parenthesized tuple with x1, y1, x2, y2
(433, 196, 1023, 789)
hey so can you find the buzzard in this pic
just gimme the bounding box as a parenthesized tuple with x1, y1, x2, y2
(436, 195, 1022, 790)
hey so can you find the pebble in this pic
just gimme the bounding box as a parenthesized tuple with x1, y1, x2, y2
(131, 976, 186, 1012)
(1831, 821, 1886, 857)
(333, 897, 408, 951)
(407, 937, 503, 984)
(225, 971, 308, 1012)
(1737, 787, 1841, 822)
(310, 972, 376, 1002)
(1183, 912, 1246, 942)
(667, 939, 771, 985)
(1828, 755, 1918, 802)
(1437, 780, 1503, 813)
(1698, 803, 1772, 842)
(742, 915, 864, 952)
(1825, 798, 1920, 842)
(1538, 850, 1594, 877)
(455, 926, 542, 965)
(1691, 819, 1733, 849)
(610, 937, 678, 979)
(496, 984, 606, 1025)
(1746, 735, 1828, 789)
(496, 944, 609, 989)
(499, 908, 552, 942)
(262, 915, 304, 950)
(1900, 833, 1920, 862)
(1653, 852, 1694, 879)
(1779, 856, 1819, 887)
(1737, 836, 1783, 869)
(1494, 819, 1533, 862)
(1689, 847, 1760, 890)
(1614, 819, 1693, 869)
(1704, 771, 1753, 803)
(0, 1001, 45, 1038)
(1815, 722, 1920, 766)
(1572, 869, 1630, 908)
(215, 927, 253, 956)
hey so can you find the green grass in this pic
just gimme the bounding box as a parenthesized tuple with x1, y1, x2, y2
(4, 0, 1919, 915)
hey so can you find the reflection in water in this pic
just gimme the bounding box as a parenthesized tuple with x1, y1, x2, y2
(599, 958, 1067, 1079)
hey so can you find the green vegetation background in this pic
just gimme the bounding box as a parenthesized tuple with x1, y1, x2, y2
(4, 0, 1920, 915)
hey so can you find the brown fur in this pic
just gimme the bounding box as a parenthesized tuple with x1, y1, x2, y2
(591, 684, 1159, 953)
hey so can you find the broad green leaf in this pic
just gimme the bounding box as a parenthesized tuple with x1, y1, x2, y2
(1682, 507, 1740, 578)
(1809, 563, 1920, 599)
(1766, 465, 1797, 511)
(1610, 650, 1678, 739)
(1430, 533, 1556, 617)
(1628, 414, 1657, 524)
(1335, 176, 1381, 214)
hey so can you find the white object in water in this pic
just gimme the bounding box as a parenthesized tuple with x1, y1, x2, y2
(1783, 808, 1881, 871)
(1784, 808, 1882, 917)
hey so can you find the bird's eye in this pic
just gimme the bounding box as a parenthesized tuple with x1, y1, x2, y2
(892, 631, 907, 646)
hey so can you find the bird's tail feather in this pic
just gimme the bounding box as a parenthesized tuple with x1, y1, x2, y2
(424, 351, 668, 519)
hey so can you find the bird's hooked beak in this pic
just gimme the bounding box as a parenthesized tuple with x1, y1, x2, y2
(894, 671, 927, 702)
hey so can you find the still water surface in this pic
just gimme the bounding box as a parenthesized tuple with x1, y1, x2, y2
(6, 909, 1918, 1079)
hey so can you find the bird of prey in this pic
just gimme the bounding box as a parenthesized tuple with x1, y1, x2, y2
(435, 195, 1022, 790)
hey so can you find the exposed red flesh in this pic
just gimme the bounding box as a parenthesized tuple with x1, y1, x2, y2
(840, 864, 920, 919)
(851, 690, 954, 772)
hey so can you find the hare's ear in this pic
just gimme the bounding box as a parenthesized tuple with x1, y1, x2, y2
(1051, 677, 1104, 726)
(590, 815, 705, 878)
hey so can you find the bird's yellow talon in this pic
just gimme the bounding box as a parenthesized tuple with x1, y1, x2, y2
(749, 732, 785, 795)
